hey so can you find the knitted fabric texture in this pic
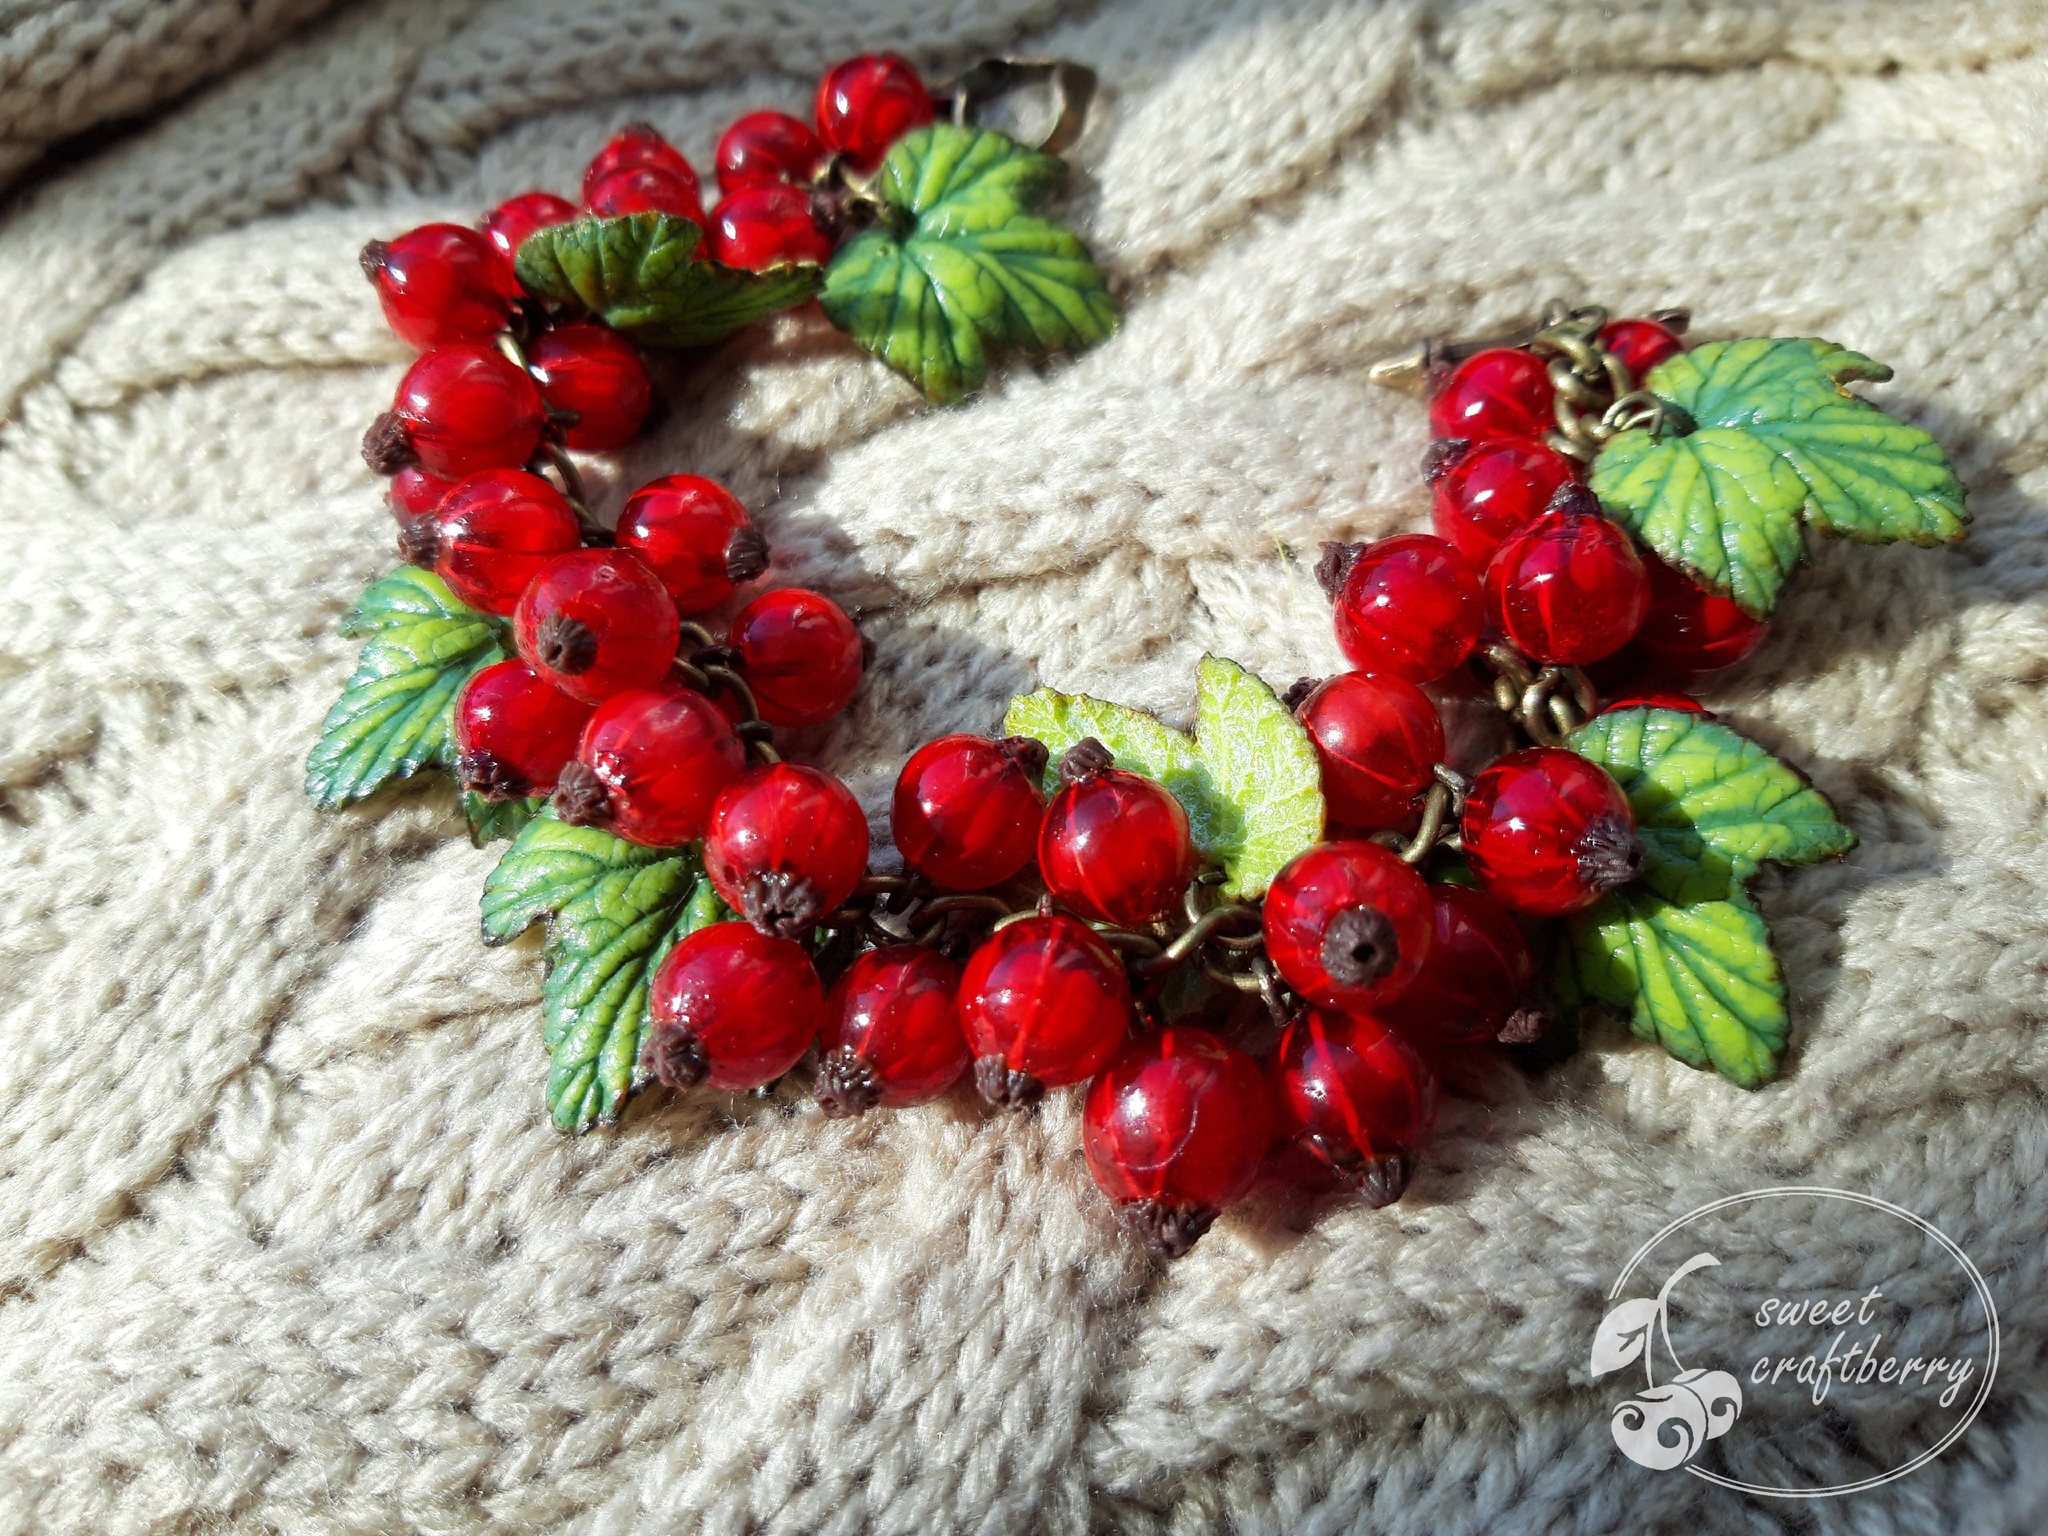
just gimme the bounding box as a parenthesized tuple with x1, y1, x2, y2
(3, 1, 2048, 1532)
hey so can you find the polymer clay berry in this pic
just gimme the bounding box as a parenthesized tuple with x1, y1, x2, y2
(582, 123, 703, 210)
(1262, 840, 1434, 1012)
(816, 945, 970, 1116)
(958, 913, 1132, 1109)
(710, 184, 833, 270)
(1461, 746, 1643, 917)
(1633, 553, 1768, 675)
(815, 53, 934, 172)
(365, 343, 545, 481)
(586, 165, 705, 222)
(1270, 1008, 1438, 1206)
(400, 468, 582, 615)
(480, 190, 578, 263)
(644, 921, 824, 1090)
(524, 323, 653, 451)
(453, 658, 595, 800)
(615, 474, 768, 613)
(892, 734, 1047, 891)
(1038, 738, 1197, 927)
(360, 224, 519, 350)
(1293, 671, 1444, 831)
(727, 587, 865, 726)
(1427, 436, 1578, 568)
(1378, 883, 1538, 1050)
(1598, 317, 1685, 380)
(387, 465, 455, 518)
(514, 548, 682, 704)
(1484, 484, 1650, 666)
(716, 110, 827, 194)
(1428, 347, 1556, 443)
(554, 685, 745, 847)
(1083, 1027, 1272, 1259)
(703, 762, 871, 939)
(1321, 533, 1484, 684)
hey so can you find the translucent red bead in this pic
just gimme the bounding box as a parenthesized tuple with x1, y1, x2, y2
(891, 734, 1045, 891)
(1428, 347, 1555, 443)
(1263, 840, 1434, 1012)
(1295, 671, 1444, 831)
(388, 344, 545, 480)
(582, 125, 703, 215)
(362, 224, 518, 350)
(815, 54, 934, 172)
(514, 549, 681, 704)
(717, 110, 827, 194)
(1484, 494, 1649, 666)
(1461, 747, 1642, 917)
(524, 322, 652, 451)
(1429, 437, 1578, 568)
(1379, 883, 1535, 1050)
(727, 588, 865, 726)
(559, 685, 745, 847)
(615, 474, 766, 614)
(703, 763, 870, 937)
(418, 468, 581, 615)
(1039, 764, 1196, 927)
(1634, 554, 1768, 675)
(1331, 533, 1483, 684)
(645, 922, 823, 1090)
(453, 658, 594, 800)
(388, 465, 454, 518)
(1270, 1008, 1438, 1204)
(710, 184, 832, 270)
(817, 945, 969, 1114)
(1599, 317, 1685, 381)
(481, 191, 578, 264)
(958, 913, 1131, 1104)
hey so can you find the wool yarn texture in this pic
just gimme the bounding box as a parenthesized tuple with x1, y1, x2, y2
(3, 1, 2048, 1532)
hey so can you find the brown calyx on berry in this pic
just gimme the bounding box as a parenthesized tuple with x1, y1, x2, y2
(739, 870, 826, 940)
(1308, 1132, 1415, 1207)
(1058, 737, 1114, 786)
(535, 612, 598, 676)
(1498, 980, 1553, 1046)
(1315, 541, 1365, 599)
(725, 524, 770, 584)
(358, 238, 390, 284)
(458, 749, 531, 800)
(361, 411, 416, 475)
(396, 514, 441, 568)
(974, 1055, 1045, 1111)
(1116, 1198, 1216, 1260)
(815, 1046, 881, 1118)
(1575, 813, 1646, 895)
(1280, 676, 1323, 713)
(1422, 437, 1472, 485)
(1320, 904, 1399, 988)
(642, 1022, 708, 1089)
(995, 735, 1049, 781)
(1545, 481, 1601, 519)
(552, 761, 615, 827)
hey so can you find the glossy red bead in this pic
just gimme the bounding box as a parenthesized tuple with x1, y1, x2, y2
(559, 685, 746, 847)
(815, 53, 934, 171)
(453, 657, 594, 799)
(361, 223, 518, 350)
(1484, 495, 1649, 666)
(1634, 554, 1768, 675)
(704, 763, 870, 936)
(818, 945, 969, 1113)
(1461, 747, 1642, 917)
(585, 166, 706, 226)
(727, 588, 865, 726)
(388, 465, 455, 518)
(1601, 689, 1705, 715)
(710, 184, 832, 270)
(1428, 347, 1555, 443)
(1429, 437, 1578, 568)
(419, 468, 581, 615)
(522, 322, 651, 451)
(615, 474, 765, 614)
(1263, 840, 1433, 1012)
(646, 922, 824, 1090)
(1083, 1027, 1272, 1257)
(514, 548, 682, 704)
(716, 110, 827, 194)
(958, 914, 1131, 1101)
(1599, 317, 1684, 382)
(892, 734, 1045, 891)
(1270, 1008, 1437, 1203)
(582, 124, 703, 209)
(480, 191, 579, 264)
(1332, 533, 1484, 683)
(390, 343, 545, 480)
(1039, 766, 1196, 927)
(1379, 884, 1534, 1050)
(1296, 672, 1444, 831)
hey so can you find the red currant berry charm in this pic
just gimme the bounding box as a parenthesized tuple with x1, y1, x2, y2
(1294, 672, 1444, 831)
(360, 224, 518, 350)
(387, 465, 455, 518)
(717, 110, 828, 195)
(365, 343, 545, 482)
(453, 658, 595, 800)
(514, 549, 682, 704)
(554, 685, 746, 847)
(399, 467, 581, 616)
(1270, 1008, 1437, 1206)
(727, 588, 865, 726)
(710, 184, 833, 270)
(817, 945, 969, 1115)
(644, 921, 824, 1091)
(586, 165, 706, 223)
(1634, 554, 1768, 675)
(1083, 1027, 1272, 1259)
(815, 54, 934, 172)
(958, 913, 1131, 1109)
(1321, 533, 1484, 684)
(1601, 688, 1706, 715)
(1427, 436, 1578, 568)
(524, 323, 652, 451)
(704, 762, 870, 938)
(1428, 347, 1556, 443)
(615, 474, 768, 613)
(481, 191, 579, 263)
(1461, 746, 1644, 916)
(582, 123, 703, 211)
(1599, 317, 1685, 380)
(1484, 484, 1650, 666)
(1038, 739, 1197, 927)
(1262, 840, 1434, 1012)
(1379, 883, 1537, 1050)
(892, 734, 1047, 891)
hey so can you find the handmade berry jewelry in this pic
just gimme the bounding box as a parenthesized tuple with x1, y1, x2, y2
(309, 55, 1970, 1260)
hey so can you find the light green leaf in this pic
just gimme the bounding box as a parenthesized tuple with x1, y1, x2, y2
(463, 792, 544, 847)
(1568, 706, 1855, 904)
(1555, 888, 1787, 1088)
(481, 811, 682, 944)
(1591, 336, 1968, 617)
(1002, 685, 1203, 799)
(305, 568, 505, 809)
(819, 124, 1117, 403)
(515, 212, 822, 347)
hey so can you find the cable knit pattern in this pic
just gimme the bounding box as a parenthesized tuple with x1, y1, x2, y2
(2, 1, 2047, 1531)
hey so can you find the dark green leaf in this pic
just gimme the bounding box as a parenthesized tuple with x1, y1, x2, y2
(464, 792, 544, 847)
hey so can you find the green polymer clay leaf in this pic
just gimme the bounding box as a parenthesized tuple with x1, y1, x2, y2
(1188, 656, 1325, 898)
(305, 569, 505, 809)
(819, 124, 1117, 403)
(1591, 337, 1969, 618)
(1555, 888, 1787, 1088)
(515, 212, 822, 347)
(481, 810, 684, 944)
(1002, 685, 1203, 801)
(463, 792, 544, 848)
(1568, 706, 1855, 905)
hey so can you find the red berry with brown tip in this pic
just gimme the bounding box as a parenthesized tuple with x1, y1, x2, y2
(1428, 437, 1577, 568)
(514, 548, 681, 704)
(716, 110, 827, 195)
(1634, 554, 1768, 675)
(1325, 533, 1484, 684)
(817, 945, 968, 1115)
(583, 124, 702, 210)
(1038, 741, 1196, 927)
(815, 54, 934, 172)
(892, 734, 1046, 891)
(1083, 1027, 1272, 1259)
(1485, 487, 1650, 666)
(524, 322, 652, 451)
(1262, 840, 1434, 1012)
(1296, 672, 1444, 831)
(704, 762, 870, 939)
(1270, 1008, 1437, 1206)
(958, 913, 1131, 1108)
(644, 922, 824, 1091)
(615, 474, 767, 614)
(370, 343, 545, 481)
(727, 588, 865, 726)
(1379, 884, 1536, 1050)
(1599, 317, 1684, 381)
(480, 191, 578, 264)
(554, 685, 745, 847)
(1428, 347, 1555, 443)
(710, 183, 832, 269)
(403, 467, 581, 615)
(1461, 747, 1643, 917)
(453, 657, 594, 800)
(360, 224, 518, 350)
